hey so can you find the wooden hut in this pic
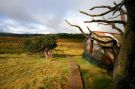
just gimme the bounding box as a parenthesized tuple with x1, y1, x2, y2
(83, 31, 121, 68)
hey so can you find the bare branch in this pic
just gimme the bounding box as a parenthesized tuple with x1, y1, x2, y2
(84, 19, 126, 25)
(108, 10, 127, 19)
(65, 20, 87, 37)
(90, 6, 112, 10)
(111, 23, 124, 35)
(108, 14, 121, 19)
(97, 23, 124, 35)
(86, 26, 91, 33)
(108, 2, 127, 20)
(98, 22, 109, 25)
(86, 26, 117, 44)
(113, 1, 125, 15)
(80, 10, 112, 17)
(80, 1, 125, 17)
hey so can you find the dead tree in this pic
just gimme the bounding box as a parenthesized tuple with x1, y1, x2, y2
(66, 0, 135, 88)
(65, 20, 119, 65)
(65, 0, 127, 65)
(79, 1, 127, 63)
(80, 1, 127, 36)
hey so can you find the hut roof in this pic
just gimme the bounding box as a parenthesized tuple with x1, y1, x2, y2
(84, 31, 121, 47)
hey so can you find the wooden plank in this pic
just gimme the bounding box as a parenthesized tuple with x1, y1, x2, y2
(69, 59, 84, 89)
(90, 39, 94, 54)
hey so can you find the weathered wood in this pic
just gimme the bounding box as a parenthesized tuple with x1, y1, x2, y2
(69, 59, 84, 89)
(83, 52, 114, 70)
(113, 1, 135, 88)
(89, 40, 94, 54)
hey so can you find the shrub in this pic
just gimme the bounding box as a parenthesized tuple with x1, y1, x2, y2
(24, 35, 57, 54)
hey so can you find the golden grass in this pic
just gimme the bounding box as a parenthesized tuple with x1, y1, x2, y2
(74, 56, 113, 89)
(0, 54, 69, 89)
(0, 36, 113, 89)
(0, 36, 24, 53)
(54, 38, 83, 57)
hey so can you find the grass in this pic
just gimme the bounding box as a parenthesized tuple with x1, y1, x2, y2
(0, 36, 25, 53)
(0, 35, 113, 89)
(0, 54, 69, 89)
(74, 56, 113, 89)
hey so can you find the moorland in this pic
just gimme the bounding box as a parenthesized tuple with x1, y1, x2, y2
(0, 33, 112, 89)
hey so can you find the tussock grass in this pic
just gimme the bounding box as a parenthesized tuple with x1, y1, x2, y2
(74, 56, 113, 89)
(54, 38, 83, 57)
(0, 36, 24, 53)
(0, 54, 69, 89)
(0, 36, 113, 89)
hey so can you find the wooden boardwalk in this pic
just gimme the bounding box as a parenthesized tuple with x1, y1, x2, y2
(68, 59, 84, 89)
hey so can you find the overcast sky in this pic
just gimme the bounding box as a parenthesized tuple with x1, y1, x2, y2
(0, 0, 123, 34)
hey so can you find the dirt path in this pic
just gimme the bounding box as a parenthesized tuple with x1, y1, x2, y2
(68, 58, 84, 89)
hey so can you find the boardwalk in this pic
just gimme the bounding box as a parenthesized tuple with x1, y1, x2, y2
(69, 59, 84, 89)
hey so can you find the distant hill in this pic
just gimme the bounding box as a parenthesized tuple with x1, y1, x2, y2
(0, 32, 43, 37)
(0, 32, 85, 39)
(57, 33, 84, 39)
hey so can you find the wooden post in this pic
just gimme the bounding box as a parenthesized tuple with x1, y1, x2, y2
(90, 39, 94, 54)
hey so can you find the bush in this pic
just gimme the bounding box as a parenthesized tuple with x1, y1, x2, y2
(24, 35, 57, 53)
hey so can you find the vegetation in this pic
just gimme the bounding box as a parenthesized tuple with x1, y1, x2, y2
(0, 36, 25, 54)
(0, 33, 84, 54)
(0, 54, 69, 89)
(84, 1, 135, 89)
(74, 56, 113, 89)
(0, 35, 113, 89)
(23, 35, 57, 54)
(66, 0, 135, 88)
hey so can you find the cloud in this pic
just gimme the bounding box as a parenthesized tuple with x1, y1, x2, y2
(0, 0, 123, 34)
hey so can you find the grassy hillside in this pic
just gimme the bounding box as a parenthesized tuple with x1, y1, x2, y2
(0, 54, 69, 89)
(0, 33, 84, 54)
(0, 34, 112, 89)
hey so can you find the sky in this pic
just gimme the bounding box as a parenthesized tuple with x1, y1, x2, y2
(0, 0, 123, 34)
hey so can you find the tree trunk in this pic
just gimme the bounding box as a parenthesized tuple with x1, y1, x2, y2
(113, 1, 135, 89)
